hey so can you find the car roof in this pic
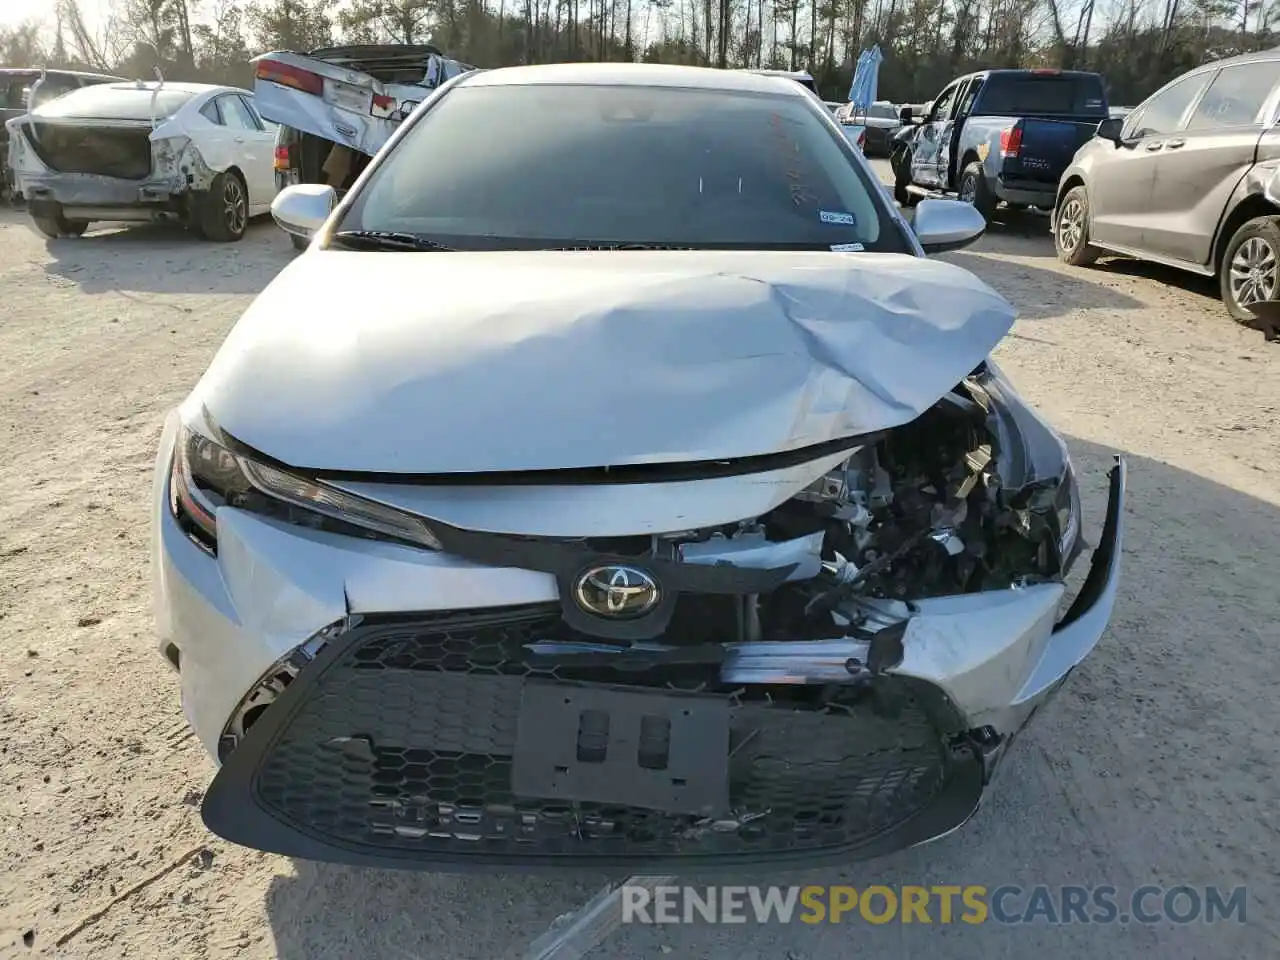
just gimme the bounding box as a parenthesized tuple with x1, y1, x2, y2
(1179, 46, 1280, 74)
(309, 43, 444, 58)
(27, 80, 251, 118)
(950, 68, 1103, 84)
(0, 67, 121, 80)
(1130, 47, 1280, 107)
(458, 62, 808, 96)
(93, 80, 237, 94)
(749, 68, 815, 80)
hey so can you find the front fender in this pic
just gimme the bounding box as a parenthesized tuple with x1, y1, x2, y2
(1053, 163, 1089, 220)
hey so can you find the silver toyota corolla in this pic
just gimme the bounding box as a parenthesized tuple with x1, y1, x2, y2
(152, 62, 1125, 872)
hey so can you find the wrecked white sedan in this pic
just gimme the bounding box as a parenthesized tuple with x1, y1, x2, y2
(6, 80, 278, 240)
(153, 63, 1124, 872)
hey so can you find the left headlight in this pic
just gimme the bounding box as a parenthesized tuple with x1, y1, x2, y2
(169, 424, 442, 553)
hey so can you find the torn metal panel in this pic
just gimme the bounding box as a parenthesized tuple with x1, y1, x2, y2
(678, 529, 825, 581)
(196, 249, 1016, 474)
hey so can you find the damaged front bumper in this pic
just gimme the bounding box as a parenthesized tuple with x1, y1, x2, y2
(153, 402, 1125, 870)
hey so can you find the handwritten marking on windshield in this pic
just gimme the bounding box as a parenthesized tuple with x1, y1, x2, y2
(769, 112, 818, 208)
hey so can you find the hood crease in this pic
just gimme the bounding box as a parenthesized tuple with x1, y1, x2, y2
(193, 250, 1016, 474)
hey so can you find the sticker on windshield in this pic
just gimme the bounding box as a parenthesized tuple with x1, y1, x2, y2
(820, 210, 856, 225)
(831, 243, 865, 252)
(1086, 99, 1103, 108)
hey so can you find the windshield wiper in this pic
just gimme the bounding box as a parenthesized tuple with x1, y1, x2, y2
(329, 230, 454, 252)
(547, 242, 697, 251)
(541, 240, 851, 252)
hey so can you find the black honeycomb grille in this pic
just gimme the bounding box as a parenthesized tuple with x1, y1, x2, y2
(253, 605, 957, 861)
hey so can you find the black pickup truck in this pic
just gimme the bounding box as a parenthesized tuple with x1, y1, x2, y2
(889, 69, 1110, 220)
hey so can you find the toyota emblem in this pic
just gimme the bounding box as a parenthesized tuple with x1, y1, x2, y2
(573, 564, 661, 619)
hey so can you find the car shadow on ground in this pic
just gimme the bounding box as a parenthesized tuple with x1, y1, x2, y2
(29, 214, 293, 298)
(260, 437, 1277, 960)
(943, 248, 1144, 320)
(970, 208, 1060, 256)
(1091, 255, 1221, 305)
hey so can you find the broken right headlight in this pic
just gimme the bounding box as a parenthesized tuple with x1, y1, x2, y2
(1055, 458, 1083, 571)
(169, 424, 442, 553)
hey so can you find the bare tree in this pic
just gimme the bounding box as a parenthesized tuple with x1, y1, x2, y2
(56, 0, 111, 69)
(5, 0, 1272, 115)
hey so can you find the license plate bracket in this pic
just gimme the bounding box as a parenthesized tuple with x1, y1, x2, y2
(325, 81, 372, 115)
(510, 681, 730, 816)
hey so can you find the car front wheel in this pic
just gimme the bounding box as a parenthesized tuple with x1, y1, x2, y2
(1221, 216, 1280, 324)
(1053, 186, 1098, 266)
(958, 162, 996, 221)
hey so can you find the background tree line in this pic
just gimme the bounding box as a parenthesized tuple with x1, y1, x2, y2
(2, 0, 1277, 108)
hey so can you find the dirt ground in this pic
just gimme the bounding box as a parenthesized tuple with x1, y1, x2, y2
(1, 183, 1278, 960)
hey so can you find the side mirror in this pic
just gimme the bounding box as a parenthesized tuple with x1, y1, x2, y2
(1096, 116, 1124, 145)
(271, 183, 335, 242)
(913, 197, 986, 254)
(899, 106, 913, 125)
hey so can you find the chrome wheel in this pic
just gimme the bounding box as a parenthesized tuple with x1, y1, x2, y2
(959, 176, 977, 204)
(1057, 197, 1085, 253)
(1229, 236, 1277, 307)
(223, 176, 247, 235)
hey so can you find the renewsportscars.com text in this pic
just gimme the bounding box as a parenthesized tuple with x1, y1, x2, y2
(621, 884, 1248, 925)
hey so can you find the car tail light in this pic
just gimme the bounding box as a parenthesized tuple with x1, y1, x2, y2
(255, 59, 324, 97)
(1000, 126, 1022, 158)
(858, 128, 867, 151)
(371, 93, 396, 118)
(273, 145, 291, 171)
(1030, 68, 1061, 75)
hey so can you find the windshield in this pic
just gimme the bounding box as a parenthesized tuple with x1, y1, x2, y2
(37, 84, 198, 121)
(867, 104, 899, 120)
(338, 83, 902, 252)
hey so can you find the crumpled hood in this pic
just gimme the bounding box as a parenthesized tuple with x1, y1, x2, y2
(193, 249, 1016, 473)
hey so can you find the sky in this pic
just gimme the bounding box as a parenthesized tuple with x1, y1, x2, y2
(0, 0, 108, 34)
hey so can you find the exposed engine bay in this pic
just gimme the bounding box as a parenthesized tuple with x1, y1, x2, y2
(584, 371, 1075, 647)
(175, 364, 1077, 661)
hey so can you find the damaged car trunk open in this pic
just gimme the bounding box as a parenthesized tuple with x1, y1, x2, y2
(155, 65, 1125, 872)
(254, 45, 476, 186)
(251, 44, 477, 247)
(23, 121, 153, 179)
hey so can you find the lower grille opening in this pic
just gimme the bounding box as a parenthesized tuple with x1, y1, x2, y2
(239, 608, 969, 863)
